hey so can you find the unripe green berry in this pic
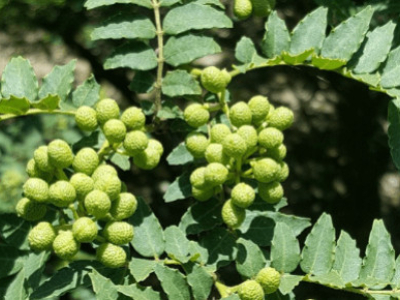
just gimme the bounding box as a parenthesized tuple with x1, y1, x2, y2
(110, 193, 137, 220)
(23, 178, 49, 203)
(94, 174, 121, 201)
(237, 125, 258, 149)
(75, 106, 98, 131)
(26, 159, 53, 182)
(103, 221, 134, 245)
(185, 132, 209, 159)
(205, 143, 230, 164)
(49, 180, 76, 207)
(252, 158, 280, 183)
(251, 0, 275, 17)
(190, 167, 207, 189)
(120, 107, 145, 130)
(96, 243, 126, 268)
(96, 98, 120, 125)
(53, 230, 80, 260)
(249, 95, 270, 125)
(184, 104, 210, 128)
(258, 127, 284, 149)
(231, 183, 255, 208)
(34, 146, 54, 172)
(200, 66, 231, 93)
(102, 119, 127, 144)
(72, 217, 98, 243)
(70, 173, 94, 200)
(147, 139, 164, 156)
(238, 280, 265, 300)
(72, 148, 99, 176)
(234, 0, 253, 20)
(16, 197, 47, 221)
(92, 165, 118, 182)
(277, 162, 289, 182)
(222, 133, 247, 159)
(84, 190, 111, 218)
(192, 186, 215, 202)
(256, 267, 281, 294)
(210, 124, 231, 144)
(204, 163, 229, 186)
(229, 101, 252, 127)
(48, 139, 74, 169)
(258, 181, 283, 204)
(28, 222, 56, 251)
(123, 130, 149, 156)
(266, 144, 287, 161)
(267, 106, 294, 131)
(222, 199, 245, 229)
(134, 148, 161, 170)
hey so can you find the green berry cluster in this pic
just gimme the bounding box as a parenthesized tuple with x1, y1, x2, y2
(18, 139, 138, 268)
(184, 95, 294, 229)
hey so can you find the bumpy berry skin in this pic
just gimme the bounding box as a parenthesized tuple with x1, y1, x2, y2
(267, 106, 294, 130)
(94, 174, 121, 201)
(16, 197, 47, 221)
(184, 104, 210, 128)
(251, 0, 275, 17)
(237, 125, 258, 149)
(238, 280, 265, 300)
(102, 119, 127, 144)
(26, 159, 53, 182)
(249, 95, 270, 125)
(123, 130, 149, 156)
(110, 193, 137, 220)
(222, 199, 245, 229)
(252, 158, 280, 183)
(23, 178, 49, 203)
(70, 173, 94, 200)
(92, 165, 118, 182)
(84, 190, 111, 218)
(49, 181, 77, 207)
(229, 102, 252, 127)
(28, 222, 56, 251)
(53, 231, 80, 260)
(256, 267, 281, 294)
(222, 133, 247, 159)
(134, 148, 161, 170)
(277, 162, 289, 182)
(34, 146, 54, 172)
(96, 243, 126, 268)
(72, 217, 98, 243)
(258, 181, 283, 204)
(204, 163, 229, 186)
(48, 139, 74, 169)
(75, 106, 98, 131)
(185, 132, 209, 159)
(103, 221, 134, 245)
(147, 139, 164, 156)
(266, 144, 287, 161)
(210, 124, 231, 144)
(231, 183, 255, 208)
(258, 128, 284, 149)
(72, 148, 99, 176)
(192, 187, 214, 201)
(95, 98, 120, 125)
(205, 143, 229, 165)
(120, 107, 145, 130)
(200, 66, 231, 93)
(190, 167, 207, 189)
(234, 0, 253, 20)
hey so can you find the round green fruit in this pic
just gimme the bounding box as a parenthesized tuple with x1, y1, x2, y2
(249, 95, 270, 125)
(256, 267, 281, 294)
(210, 124, 231, 144)
(222, 133, 247, 159)
(251, 0, 275, 17)
(229, 102, 252, 127)
(84, 190, 112, 218)
(133, 148, 161, 170)
(238, 280, 265, 300)
(23, 178, 49, 203)
(48, 139, 74, 169)
(53, 230, 80, 260)
(103, 221, 134, 245)
(204, 163, 229, 186)
(102, 119, 127, 144)
(96, 243, 126, 268)
(259, 127, 284, 149)
(123, 130, 149, 156)
(26, 159, 53, 182)
(110, 193, 138, 220)
(70, 173, 94, 200)
(33, 146, 54, 172)
(234, 0, 253, 20)
(192, 186, 215, 202)
(277, 162, 289, 182)
(92, 165, 118, 182)
(231, 183, 255, 208)
(185, 132, 209, 159)
(258, 181, 283, 204)
(72, 147, 99, 176)
(190, 167, 207, 189)
(205, 143, 229, 165)
(147, 139, 164, 156)
(95, 98, 120, 125)
(267, 106, 294, 130)
(184, 103, 210, 128)
(28, 222, 56, 251)
(75, 106, 98, 132)
(94, 174, 121, 201)
(252, 158, 280, 183)
(49, 181, 76, 207)
(120, 107, 145, 130)
(16, 197, 47, 221)
(266, 144, 287, 161)
(237, 125, 258, 149)
(72, 217, 98, 243)
(221, 199, 245, 229)
(200, 66, 231, 94)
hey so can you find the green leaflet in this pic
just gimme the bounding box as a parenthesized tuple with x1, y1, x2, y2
(85, 0, 152, 9)
(236, 238, 267, 278)
(0, 96, 30, 115)
(164, 171, 192, 203)
(184, 263, 214, 300)
(261, 11, 290, 58)
(110, 153, 131, 171)
(117, 284, 161, 300)
(164, 226, 191, 263)
(154, 264, 191, 300)
(307, 271, 345, 289)
(4, 269, 27, 300)
(167, 143, 194, 166)
(0, 245, 26, 279)
(72, 75, 100, 107)
(162, 70, 202, 97)
(391, 255, 400, 289)
(381, 46, 400, 89)
(279, 274, 302, 295)
(311, 56, 347, 70)
(235, 37, 267, 67)
(24, 251, 50, 290)
(130, 71, 155, 94)
(31, 94, 61, 111)
(89, 270, 119, 300)
(282, 49, 314, 65)
(129, 257, 158, 282)
(0, 214, 30, 250)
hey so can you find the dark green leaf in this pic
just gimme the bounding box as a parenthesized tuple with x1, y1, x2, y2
(162, 70, 202, 97)
(85, 0, 152, 9)
(388, 99, 400, 171)
(4, 269, 27, 300)
(157, 100, 183, 119)
(129, 258, 157, 282)
(184, 263, 214, 300)
(236, 238, 266, 278)
(238, 211, 275, 246)
(0, 214, 30, 250)
(24, 251, 50, 290)
(89, 269, 119, 300)
(72, 75, 100, 107)
(31, 94, 61, 111)
(261, 11, 290, 58)
(117, 284, 161, 300)
(129, 71, 154, 94)
(0, 245, 26, 279)
(0, 96, 30, 115)
(154, 264, 191, 300)
(167, 143, 194, 165)
(165, 226, 191, 263)
(164, 172, 192, 203)
(279, 274, 302, 295)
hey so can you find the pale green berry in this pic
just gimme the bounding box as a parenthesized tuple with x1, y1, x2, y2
(222, 133, 247, 159)
(234, 0, 253, 20)
(266, 144, 287, 161)
(267, 106, 294, 130)
(192, 187, 215, 201)
(84, 190, 111, 218)
(229, 102, 252, 127)
(48, 139, 74, 169)
(103, 221, 134, 245)
(238, 280, 265, 300)
(256, 267, 281, 294)
(123, 130, 149, 156)
(34, 146, 54, 172)
(258, 181, 283, 204)
(23, 178, 49, 203)
(72, 148, 99, 176)
(53, 230, 80, 260)
(102, 119, 127, 144)
(70, 173, 94, 200)
(200, 66, 231, 93)
(237, 125, 258, 149)
(134, 148, 161, 170)
(252, 158, 280, 183)
(94, 174, 121, 201)
(185, 132, 209, 159)
(277, 162, 289, 182)
(222, 199, 245, 229)
(147, 139, 164, 156)
(190, 167, 207, 189)
(110, 193, 137, 220)
(28, 222, 56, 251)
(26, 159, 53, 182)
(204, 163, 229, 186)
(16, 197, 47, 221)
(92, 165, 118, 182)
(96, 98, 120, 125)
(231, 183, 255, 208)
(205, 143, 229, 164)
(249, 95, 270, 125)
(75, 106, 98, 131)
(251, 0, 275, 17)
(210, 124, 231, 144)
(96, 243, 126, 268)
(49, 180, 76, 207)
(258, 127, 284, 149)
(72, 217, 98, 243)
(184, 103, 210, 128)
(120, 107, 145, 130)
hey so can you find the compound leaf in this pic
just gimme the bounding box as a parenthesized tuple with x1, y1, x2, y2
(261, 11, 290, 58)
(154, 264, 190, 300)
(236, 238, 266, 278)
(162, 70, 202, 97)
